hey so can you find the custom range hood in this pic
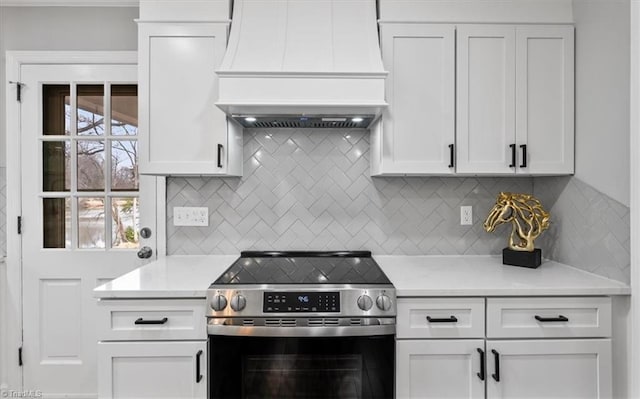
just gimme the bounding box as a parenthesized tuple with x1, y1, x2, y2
(216, 0, 387, 128)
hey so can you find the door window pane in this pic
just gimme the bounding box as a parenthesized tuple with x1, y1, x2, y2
(78, 197, 105, 249)
(111, 140, 138, 191)
(77, 85, 104, 136)
(77, 140, 105, 191)
(42, 85, 70, 136)
(111, 85, 138, 136)
(43, 141, 70, 192)
(112, 197, 140, 248)
(41, 82, 139, 251)
(43, 198, 70, 248)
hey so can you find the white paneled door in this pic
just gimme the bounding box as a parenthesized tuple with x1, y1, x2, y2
(19, 63, 158, 397)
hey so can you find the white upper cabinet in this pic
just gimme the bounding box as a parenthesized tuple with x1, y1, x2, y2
(377, 22, 574, 176)
(138, 22, 243, 176)
(372, 24, 455, 175)
(456, 24, 574, 175)
(516, 26, 574, 175)
(456, 25, 516, 175)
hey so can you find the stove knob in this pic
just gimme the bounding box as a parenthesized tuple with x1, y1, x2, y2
(210, 294, 228, 311)
(357, 295, 373, 311)
(376, 294, 392, 311)
(230, 294, 247, 312)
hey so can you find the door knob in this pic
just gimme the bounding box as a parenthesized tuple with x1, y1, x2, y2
(137, 246, 153, 259)
(140, 227, 152, 239)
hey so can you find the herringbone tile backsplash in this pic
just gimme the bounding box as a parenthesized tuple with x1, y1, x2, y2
(167, 129, 533, 256)
(534, 176, 630, 284)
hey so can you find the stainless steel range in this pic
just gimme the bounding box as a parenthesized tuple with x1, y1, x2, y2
(206, 251, 396, 399)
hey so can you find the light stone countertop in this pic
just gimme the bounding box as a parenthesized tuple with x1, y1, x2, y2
(94, 254, 631, 299)
(375, 255, 630, 297)
(94, 255, 238, 298)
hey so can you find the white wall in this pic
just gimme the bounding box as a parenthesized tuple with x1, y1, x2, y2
(0, 5, 138, 390)
(573, 0, 631, 206)
(0, 6, 139, 168)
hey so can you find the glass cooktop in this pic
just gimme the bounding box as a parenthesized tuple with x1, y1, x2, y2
(213, 251, 392, 285)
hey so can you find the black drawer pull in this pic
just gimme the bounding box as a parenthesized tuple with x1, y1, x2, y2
(134, 317, 168, 325)
(196, 350, 203, 383)
(535, 315, 569, 322)
(426, 315, 458, 323)
(217, 144, 224, 168)
(509, 144, 516, 168)
(448, 144, 455, 168)
(491, 349, 500, 382)
(477, 348, 485, 381)
(520, 144, 527, 168)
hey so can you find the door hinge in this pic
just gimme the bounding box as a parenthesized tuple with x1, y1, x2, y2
(8, 81, 24, 102)
(17, 216, 22, 235)
(18, 347, 23, 366)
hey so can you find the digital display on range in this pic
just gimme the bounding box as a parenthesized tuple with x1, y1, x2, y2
(263, 292, 340, 313)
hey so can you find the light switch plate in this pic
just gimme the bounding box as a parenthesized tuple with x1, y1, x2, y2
(173, 207, 209, 227)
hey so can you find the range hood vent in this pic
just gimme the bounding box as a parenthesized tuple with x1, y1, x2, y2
(216, 0, 388, 126)
(235, 115, 375, 129)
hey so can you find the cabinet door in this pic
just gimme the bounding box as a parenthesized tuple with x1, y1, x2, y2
(396, 339, 485, 399)
(139, 22, 242, 175)
(516, 26, 574, 175)
(457, 25, 516, 175)
(486, 339, 612, 399)
(375, 24, 455, 175)
(98, 341, 207, 398)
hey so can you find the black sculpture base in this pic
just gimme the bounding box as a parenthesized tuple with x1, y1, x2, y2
(502, 248, 542, 268)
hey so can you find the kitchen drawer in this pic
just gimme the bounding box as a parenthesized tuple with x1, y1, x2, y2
(486, 297, 611, 338)
(397, 298, 485, 338)
(97, 299, 206, 341)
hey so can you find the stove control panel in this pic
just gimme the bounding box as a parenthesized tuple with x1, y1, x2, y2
(206, 287, 396, 317)
(263, 292, 340, 313)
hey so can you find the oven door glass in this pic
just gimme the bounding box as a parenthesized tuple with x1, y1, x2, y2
(209, 335, 394, 399)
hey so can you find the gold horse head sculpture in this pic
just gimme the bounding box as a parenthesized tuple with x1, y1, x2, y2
(483, 192, 550, 252)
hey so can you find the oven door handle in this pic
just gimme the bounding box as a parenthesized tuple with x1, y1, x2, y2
(207, 324, 395, 337)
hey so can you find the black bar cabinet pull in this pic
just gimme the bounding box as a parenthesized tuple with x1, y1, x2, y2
(477, 348, 485, 381)
(426, 315, 458, 323)
(217, 144, 223, 168)
(535, 315, 569, 322)
(520, 144, 527, 168)
(134, 317, 168, 325)
(448, 144, 455, 168)
(491, 349, 500, 382)
(509, 144, 516, 167)
(196, 350, 203, 383)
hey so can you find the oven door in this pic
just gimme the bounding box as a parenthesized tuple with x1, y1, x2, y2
(208, 334, 394, 399)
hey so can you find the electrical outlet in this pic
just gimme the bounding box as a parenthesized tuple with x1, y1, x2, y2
(460, 206, 473, 225)
(173, 207, 209, 227)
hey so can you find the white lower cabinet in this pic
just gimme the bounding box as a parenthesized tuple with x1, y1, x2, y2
(486, 339, 611, 399)
(98, 341, 207, 399)
(397, 339, 485, 399)
(97, 299, 208, 398)
(396, 297, 612, 399)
